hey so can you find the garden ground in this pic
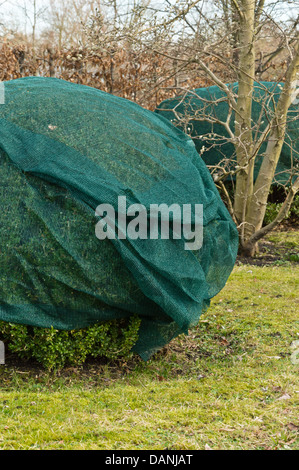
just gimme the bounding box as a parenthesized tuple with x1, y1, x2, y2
(0, 229, 298, 450)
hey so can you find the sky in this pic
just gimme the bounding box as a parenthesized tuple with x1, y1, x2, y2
(0, 0, 298, 37)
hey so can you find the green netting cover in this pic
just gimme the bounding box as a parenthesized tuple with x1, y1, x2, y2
(0, 77, 238, 360)
(155, 82, 299, 184)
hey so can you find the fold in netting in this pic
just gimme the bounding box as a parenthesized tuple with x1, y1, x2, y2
(0, 77, 239, 360)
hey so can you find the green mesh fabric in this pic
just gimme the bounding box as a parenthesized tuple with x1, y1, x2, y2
(155, 82, 299, 184)
(0, 77, 238, 360)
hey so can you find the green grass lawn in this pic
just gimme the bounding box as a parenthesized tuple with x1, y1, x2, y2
(0, 231, 298, 450)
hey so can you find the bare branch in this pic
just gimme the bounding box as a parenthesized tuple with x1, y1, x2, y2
(231, 0, 244, 20)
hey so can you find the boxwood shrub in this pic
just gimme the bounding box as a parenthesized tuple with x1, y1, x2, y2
(0, 316, 141, 370)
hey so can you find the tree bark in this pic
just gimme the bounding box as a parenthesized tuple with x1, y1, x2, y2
(233, 0, 256, 227)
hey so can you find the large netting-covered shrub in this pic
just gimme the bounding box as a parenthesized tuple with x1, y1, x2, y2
(0, 77, 238, 361)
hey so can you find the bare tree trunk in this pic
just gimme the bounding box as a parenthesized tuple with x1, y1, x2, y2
(47, 47, 55, 77)
(17, 50, 26, 75)
(242, 37, 299, 255)
(110, 53, 115, 94)
(32, 0, 37, 62)
(242, 176, 299, 256)
(233, 0, 256, 227)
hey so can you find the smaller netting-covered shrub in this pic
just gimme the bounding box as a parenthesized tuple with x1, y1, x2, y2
(264, 195, 299, 225)
(0, 316, 141, 370)
(155, 82, 299, 185)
